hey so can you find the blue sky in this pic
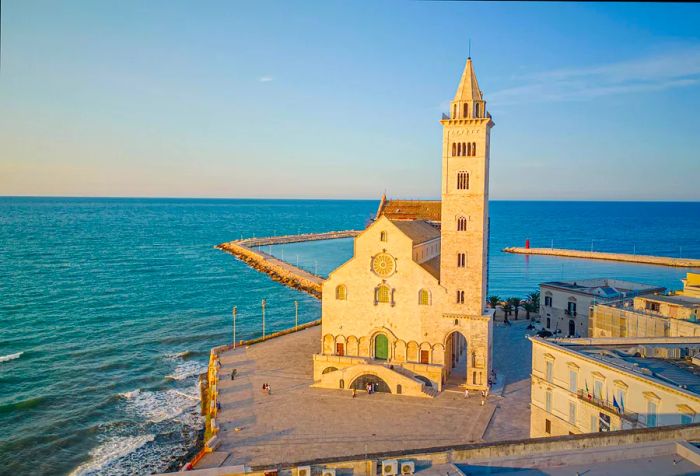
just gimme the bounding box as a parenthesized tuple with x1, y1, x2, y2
(1, 1, 699, 200)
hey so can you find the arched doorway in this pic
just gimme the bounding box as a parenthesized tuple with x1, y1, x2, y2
(444, 331, 468, 387)
(374, 334, 389, 360)
(350, 374, 391, 393)
(569, 319, 576, 337)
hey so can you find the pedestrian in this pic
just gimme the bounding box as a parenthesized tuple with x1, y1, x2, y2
(267, 384, 271, 395)
(481, 398, 485, 406)
(464, 389, 469, 399)
(231, 369, 237, 381)
(352, 389, 357, 398)
(216, 401, 221, 411)
(262, 383, 267, 394)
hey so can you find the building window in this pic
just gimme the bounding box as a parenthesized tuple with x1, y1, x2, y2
(569, 402, 577, 424)
(471, 142, 476, 156)
(615, 388, 626, 411)
(594, 380, 603, 400)
(457, 252, 466, 268)
(475, 103, 480, 117)
(681, 413, 693, 425)
(457, 216, 467, 231)
(467, 142, 472, 156)
(569, 370, 577, 393)
(544, 295, 552, 307)
(452, 142, 456, 156)
(380, 231, 387, 242)
(545, 390, 552, 412)
(457, 171, 469, 190)
(456, 290, 465, 304)
(335, 284, 347, 300)
(647, 401, 657, 427)
(545, 419, 551, 434)
(645, 301, 661, 312)
(463, 103, 468, 118)
(336, 343, 344, 356)
(546, 361, 553, 383)
(418, 289, 430, 305)
(457, 142, 462, 156)
(567, 300, 577, 316)
(376, 284, 390, 304)
(453, 104, 457, 119)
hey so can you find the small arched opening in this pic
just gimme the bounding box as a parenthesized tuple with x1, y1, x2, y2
(350, 374, 391, 393)
(322, 366, 338, 374)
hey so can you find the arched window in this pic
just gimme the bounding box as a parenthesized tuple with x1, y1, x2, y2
(457, 143, 462, 156)
(335, 284, 347, 300)
(467, 142, 472, 156)
(376, 284, 390, 304)
(462, 142, 467, 156)
(456, 290, 465, 304)
(453, 104, 457, 119)
(457, 171, 469, 190)
(418, 289, 430, 305)
(463, 103, 468, 118)
(457, 216, 467, 231)
(472, 142, 476, 156)
(475, 103, 480, 118)
(380, 231, 387, 242)
(452, 143, 456, 156)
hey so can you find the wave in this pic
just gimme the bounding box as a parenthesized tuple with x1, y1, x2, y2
(118, 389, 141, 399)
(0, 351, 23, 363)
(122, 386, 200, 423)
(0, 396, 45, 414)
(165, 360, 206, 381)
(69, 434, 155, 476)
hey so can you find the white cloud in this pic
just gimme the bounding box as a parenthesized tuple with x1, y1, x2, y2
(490, 46, 700, 105)
(258, 76, 274, 82)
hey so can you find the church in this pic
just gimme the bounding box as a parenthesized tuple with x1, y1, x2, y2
(312, 57, 494, 397)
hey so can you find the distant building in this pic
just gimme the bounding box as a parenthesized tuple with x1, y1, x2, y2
(539, 278, 664, 337)
(530, 336, 700, 438)
(590, 293, 700, 338)
(312, 57, 495, 396)
(680, 272, 700, 298)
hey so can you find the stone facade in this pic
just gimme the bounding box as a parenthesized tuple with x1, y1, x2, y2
(530, 336, 700, 438)
(312, 58, 494, 397)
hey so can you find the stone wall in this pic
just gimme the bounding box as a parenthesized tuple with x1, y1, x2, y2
(504, 247, 700, 268)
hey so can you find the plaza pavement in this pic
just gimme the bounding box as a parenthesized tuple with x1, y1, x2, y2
(198, 320, 534, 469)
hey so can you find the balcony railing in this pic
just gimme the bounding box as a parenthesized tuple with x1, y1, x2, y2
(576, 389, 639, 423)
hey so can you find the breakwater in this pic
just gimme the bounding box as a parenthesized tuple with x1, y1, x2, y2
(216, 230, 360, 298)
(503, 247, 700, 268)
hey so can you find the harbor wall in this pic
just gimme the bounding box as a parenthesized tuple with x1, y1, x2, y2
(503, 247, 700, 268)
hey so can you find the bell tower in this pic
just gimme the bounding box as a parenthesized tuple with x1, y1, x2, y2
(439, 57, 493, 317)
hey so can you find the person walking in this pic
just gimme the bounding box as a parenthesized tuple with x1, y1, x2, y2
(352, 389, 357, 398)
(464, 389, 469, 399)
(231, 369, 237, 381)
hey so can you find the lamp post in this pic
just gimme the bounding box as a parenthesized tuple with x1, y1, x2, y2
(232, 306, 237, 349)
(262, 299, 266, 338)
(294, 300, 299, 330)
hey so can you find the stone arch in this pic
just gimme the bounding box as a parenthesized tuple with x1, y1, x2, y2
(406, 341, 419, 362)
(323, 334, 335, 354)
(335, 335, 347, 356)
(350, 374, 391, 393)
(322, 366, 338, 374)
(444, 330, 468, 384)
(431, 343, 446, 365)
(374, 333, 389, 360)
(394, 339, 407, 363)
(335, 284, 347, 300)
(358, 336, 370, 357)
(346, 335, 359, 356)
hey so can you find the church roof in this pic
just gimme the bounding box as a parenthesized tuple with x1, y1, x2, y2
(390, 220, 440, 245)
(454, 57, 483, 102)
(377, 199, 441, 222)
(420, 256, 441, 280)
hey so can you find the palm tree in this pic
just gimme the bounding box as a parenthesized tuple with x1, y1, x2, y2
(487, 295, 501, 316)
(528, 291, 540, 310)
(508, 297, 521, 320)
(522, 301, 537, 320)
(501, 302, 512, 324)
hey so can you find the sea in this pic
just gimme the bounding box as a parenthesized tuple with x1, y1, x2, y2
(0, 198, 698, 475)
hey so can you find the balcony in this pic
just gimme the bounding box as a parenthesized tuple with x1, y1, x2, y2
(565, 309, 578, 317)
(576, 389, 639, 424)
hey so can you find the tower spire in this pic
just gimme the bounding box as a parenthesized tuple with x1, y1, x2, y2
(453, 57, 482, 102)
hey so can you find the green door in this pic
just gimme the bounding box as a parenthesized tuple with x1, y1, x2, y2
(374, 334, 388, 360)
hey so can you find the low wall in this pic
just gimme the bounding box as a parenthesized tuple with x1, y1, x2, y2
(503, 247, 700, 268)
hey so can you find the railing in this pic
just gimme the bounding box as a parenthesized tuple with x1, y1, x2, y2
(576, 389, 639, 423)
